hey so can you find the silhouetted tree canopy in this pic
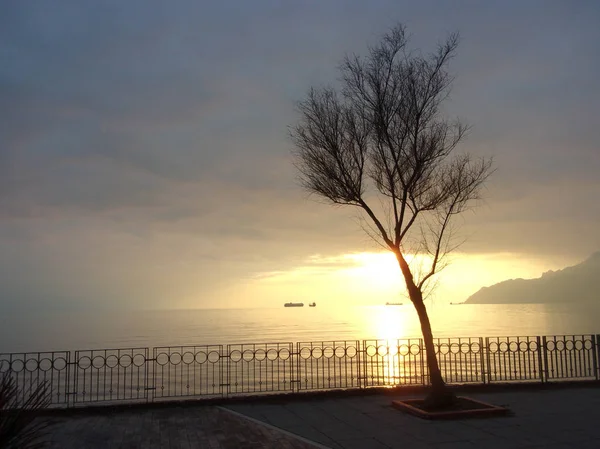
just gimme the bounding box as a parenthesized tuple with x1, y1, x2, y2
(290, 24, 493, 405)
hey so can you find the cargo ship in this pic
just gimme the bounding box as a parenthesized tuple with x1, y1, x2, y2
(284, 302, 304, 307)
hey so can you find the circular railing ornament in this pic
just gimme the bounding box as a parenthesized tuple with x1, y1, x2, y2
(243, 350, 255, 362)
(25, 359, 39, 372)
(266, 348, 279, 361)
(133, 354, 146, 367)
(92, 356, 105, 369)
(255, 349, 267, 361)
(52, 357, 67, 371)
(0, 360, 10, 373)
(168, 352, 182, 365)
(106, 355, 119, 368)
(208, 351, 220, 363)
(195, 351, 207, 364)
(39, 358, 53, 372)
(77, 356, 91, 370)
(182, 352, 194, 365)
(279, 348, 291, 361)
(119, 354, 133, 368)
(156, 353, 169, 366)
(299, 347, 311, 360)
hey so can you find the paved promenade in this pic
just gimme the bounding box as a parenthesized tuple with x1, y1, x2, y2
(43, 405, 323, 448)
(227, 387, 600, 449)
(42, 386, 600, 448)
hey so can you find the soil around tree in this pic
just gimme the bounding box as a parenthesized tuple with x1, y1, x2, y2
(391, 396, 511, 420)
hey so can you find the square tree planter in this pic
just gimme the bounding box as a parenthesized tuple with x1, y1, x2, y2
(392, 397, 510, 420)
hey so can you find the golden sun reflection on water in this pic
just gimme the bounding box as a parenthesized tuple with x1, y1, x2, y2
(363, 305, 421, 385)
(368, 304, 411, 340)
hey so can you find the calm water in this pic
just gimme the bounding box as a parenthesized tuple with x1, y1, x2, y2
(2, 303, 599, 353)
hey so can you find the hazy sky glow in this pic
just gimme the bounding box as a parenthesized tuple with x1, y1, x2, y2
(1, 1, 599, 310)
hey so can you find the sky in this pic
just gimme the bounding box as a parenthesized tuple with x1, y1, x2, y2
(1, 0, 599, 311)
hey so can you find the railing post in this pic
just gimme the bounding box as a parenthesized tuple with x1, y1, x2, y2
(361, 340, 368, 389)
(393, 339, 400, 387)
(224, 345, 229, 399)
(293, 342, 300, 393)
(355, 339, 362, 389)
(145, 349, 150, 404)
(148, 348, 154, 403)
(479, 337, 486, 384)
(592, 335, 600, 380)
(540, 336, 549, 383)
(536, 336, 545, 383)
(483, 338, 489, 383)
(419, 338, 426, 386)
(484, 337, 492, 384)
(67, 351, 74, 408)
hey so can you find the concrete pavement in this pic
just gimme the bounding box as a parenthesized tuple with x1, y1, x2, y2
(41, 386, 600, 448)
(42, 405, 323, 449)
(226, 387, 600, 449)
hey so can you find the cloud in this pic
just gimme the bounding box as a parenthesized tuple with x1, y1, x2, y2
(1, 0, 599, 311)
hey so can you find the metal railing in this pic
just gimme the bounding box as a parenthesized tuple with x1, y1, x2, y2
(1, 334, 598, 408)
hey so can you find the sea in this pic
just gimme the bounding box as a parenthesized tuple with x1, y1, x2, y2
(2, 302, 599, 354)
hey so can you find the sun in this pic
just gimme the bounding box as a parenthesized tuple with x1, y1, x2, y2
(341, 252, 405, 296)
(347, 252, 400, 278)
(339, 251, 443, 302)
(345, 252, 436, 286)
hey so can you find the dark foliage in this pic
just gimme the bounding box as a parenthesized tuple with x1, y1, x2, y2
(0, 372, 52, 449)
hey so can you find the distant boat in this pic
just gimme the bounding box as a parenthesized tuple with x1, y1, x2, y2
(309, 302, 316, 307)
(385, 302, 403, 306)
(284, 302, 304, 307)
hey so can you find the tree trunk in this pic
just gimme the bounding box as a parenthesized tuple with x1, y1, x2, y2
(395, 251, 455, 408)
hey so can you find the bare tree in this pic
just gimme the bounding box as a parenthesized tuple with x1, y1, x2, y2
(290, 24, 493, 406)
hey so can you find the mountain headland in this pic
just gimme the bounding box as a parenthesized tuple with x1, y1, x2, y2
(464, 252, 600, 304)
